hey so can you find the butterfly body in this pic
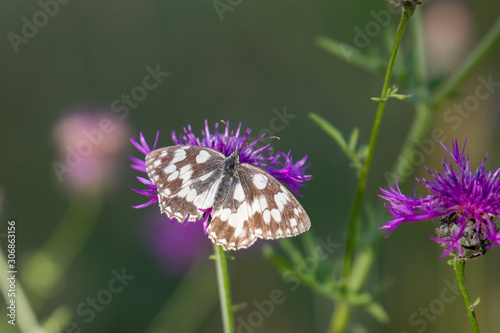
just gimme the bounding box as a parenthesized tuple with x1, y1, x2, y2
(223, 151, 239, 175)
(214, 152, 239, 208)
(146, 145, 310, 250)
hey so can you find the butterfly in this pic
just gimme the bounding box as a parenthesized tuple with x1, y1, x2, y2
(145, 145, 311, 250)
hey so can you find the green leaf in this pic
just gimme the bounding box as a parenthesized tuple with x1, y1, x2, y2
(262, 245, 293, 273)
(315, 36, 386, 76)
(300, 229, 318, 260)
(279, 238, 305, 267)
(345, 292, 371, 305)
(348, 128, 359, 151)
(389, 93, 413, 100)
(310, 113, 364, 174)
(349, 246, 375, 292)
(387, 85, 398, 94)
(309, 113, 347, 152)
(364, 302, 389, 324)
(231, 302, 247, 313)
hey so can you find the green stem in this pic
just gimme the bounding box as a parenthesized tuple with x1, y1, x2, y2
(328, 245, 382, 333)
(0, 248, 44, 333)
(329, 302, 351, 333)
(453, 259, 480, 333)
(331, 8, 415, 333)
(342, 5, 415, 283)
(23, 194, 101, 304)
(214, 245, 234, 333)
(433, 16, 500, 109)
(390, 8, 432, 184)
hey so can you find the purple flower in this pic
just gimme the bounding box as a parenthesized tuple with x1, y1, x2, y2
(130, 131, 160, 208)
(379, 140, 500, 259)
(130, 120, 312, 221)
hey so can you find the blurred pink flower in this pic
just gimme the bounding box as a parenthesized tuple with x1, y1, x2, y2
(424, 0, 473, 73)
(52, 110, 129, 192)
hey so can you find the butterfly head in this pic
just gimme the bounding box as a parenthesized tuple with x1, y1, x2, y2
(223, 151, 240, 176)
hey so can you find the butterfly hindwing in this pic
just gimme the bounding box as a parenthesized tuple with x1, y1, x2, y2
(241, 163, 310, 239)
(207, 176, 257, 250)
(146, 145, 226, 222)
(207, 163, 311, 250)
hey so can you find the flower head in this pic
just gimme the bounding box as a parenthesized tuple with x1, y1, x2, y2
(379, 140, 500, 259)
(130, 120, 312, 220)
(53, 110, 129, 192)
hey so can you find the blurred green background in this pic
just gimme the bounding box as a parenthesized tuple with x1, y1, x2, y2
(1, 0, 500, 332)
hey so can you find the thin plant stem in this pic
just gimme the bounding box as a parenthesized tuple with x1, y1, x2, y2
(390, 8, 431, 184)
(331, 7, 415, 333)
(342, 6, 415, 283)
(328, 302, 350, 333)
(23, 194, 102, 306)
(453, 259, 481, 333)
(0, 248, 44, 333)
(213, 245, 235, 333)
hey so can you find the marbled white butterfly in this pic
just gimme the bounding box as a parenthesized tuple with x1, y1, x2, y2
(145, 145, 311, 250)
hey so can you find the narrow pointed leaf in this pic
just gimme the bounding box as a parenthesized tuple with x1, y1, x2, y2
(309, 113, 347, 152)
(315, 36, 386, 75)
(349, 128, 359, 151)
(364, 302, 389, 324)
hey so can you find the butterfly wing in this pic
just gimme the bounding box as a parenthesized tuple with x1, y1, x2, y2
(207, 173, 257, 250)
(145, 145, 226, 223)
(207, 163, 311, 250)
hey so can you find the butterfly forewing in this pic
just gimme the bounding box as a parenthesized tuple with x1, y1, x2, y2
(146, 145, 225, 222)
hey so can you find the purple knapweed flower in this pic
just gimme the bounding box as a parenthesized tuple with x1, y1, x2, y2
(379, 140, 500, 259)
(130, 120, 312, 225)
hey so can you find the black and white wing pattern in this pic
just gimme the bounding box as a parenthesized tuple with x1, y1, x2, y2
(207, 163, 311, 250)
(145, 145, 311, 251)
(145, 145, 226, 223)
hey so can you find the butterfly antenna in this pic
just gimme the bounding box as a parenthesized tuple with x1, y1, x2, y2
(257, 135, 280, 143)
